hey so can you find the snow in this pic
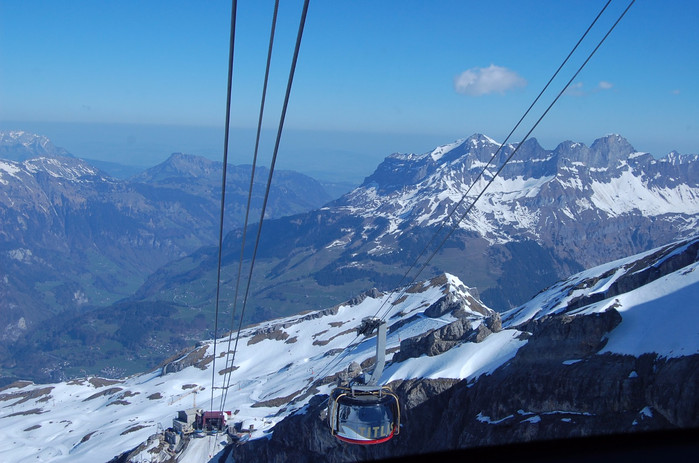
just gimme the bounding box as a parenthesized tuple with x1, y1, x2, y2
(502, 244, 669, 326)
(1, 231, 697, 462)
(177, 435, 228, 463)
(429, 139, 465, 162)
(0, 274, 519, 463)
(0, 159, 21, 185)
(597, 263, 699, 358)
(476, 412, 513, 424)
(590, 169, 699, 216)
(325, 238, 351, 249)
(502, 238, 699, 359)
(384, 329, 525, 382)
(629, 151, 648, 159)
(342, 132, 699, 251)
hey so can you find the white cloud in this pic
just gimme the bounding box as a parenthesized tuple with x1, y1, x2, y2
(564, 81, 585, 96)
(564, 81, 613, 97)
(454, 64, 526, 96)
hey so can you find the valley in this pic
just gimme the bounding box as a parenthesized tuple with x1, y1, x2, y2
(1, 130, 697, 385)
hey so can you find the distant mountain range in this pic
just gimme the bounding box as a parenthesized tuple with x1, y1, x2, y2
(0, 131, 333, 352)
(0, 130, 72, 161)
(1, 236, 696, 462)
(1, 130, 697, 384)
(133, 133, 699, 324)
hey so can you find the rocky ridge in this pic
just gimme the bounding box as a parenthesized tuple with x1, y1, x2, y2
(232, 237, 699, 462)
(136, 133, 699, 329)
(0, 237, 696, 462)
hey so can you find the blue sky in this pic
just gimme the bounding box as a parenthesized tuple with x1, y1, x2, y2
(1, 0, 697, 182)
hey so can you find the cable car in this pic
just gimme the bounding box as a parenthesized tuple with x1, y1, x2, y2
(327, 317, 401, 444)
(328, 385, 400, 444)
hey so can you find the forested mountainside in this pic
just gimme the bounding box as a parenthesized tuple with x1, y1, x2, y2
(0, 132, 332, 381)
(2, 131, 697, 384)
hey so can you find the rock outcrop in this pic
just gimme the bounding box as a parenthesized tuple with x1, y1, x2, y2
(232, 307, 698, 462)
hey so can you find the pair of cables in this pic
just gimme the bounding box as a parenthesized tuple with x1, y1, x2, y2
(209, 0, 311, 414)
(295, 0, 635, 413)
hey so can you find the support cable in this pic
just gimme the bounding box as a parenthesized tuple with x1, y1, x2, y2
(369, 0, 613, 321)
(295, 0, 635, 412)
(220, 0, 311, 409)
(218, 0, 280, 413)
(376, 0, 634, 323)
(209, 0, 238, 415)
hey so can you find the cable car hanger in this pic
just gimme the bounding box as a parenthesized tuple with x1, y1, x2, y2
(327, 317, 401, 445)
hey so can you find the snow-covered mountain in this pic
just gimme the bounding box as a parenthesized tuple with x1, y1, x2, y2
(2, 237, 696, 462)
(0, 131, 72, 161)
(138, 133, 699, 326)
(340, 133, 698, 266)
(0, 135, 333, 377)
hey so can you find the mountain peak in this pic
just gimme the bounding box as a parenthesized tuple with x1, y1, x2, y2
(470, 133, 500, 145)
(0, 131, 72, 161)
(133, 152, 221, 182)
(663, 150, 699, 166)
(588, 134, 636, 167)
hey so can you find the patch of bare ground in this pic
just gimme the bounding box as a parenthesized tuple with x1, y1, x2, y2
(80, 431, 97, 443)
(5, 408, 45, 417)
(218, 366, 239, 376)
(120, 424, 149, 435)
(0, 381, 32, 392)
(161, 345, 211, 374)
(82, 387, 123, 402)
(405, 274, 448, 294)
(89, 377, 123, 388)
(107, 400, 130, 406)
(147, 393, 162, 400)
(313, 328, 355, 346)
(196, 355, 214, 370)
(252, 389, 304, 408)
(0, 386, 54, 406)
(248, 328, 289, 346)
(23, 424, 41, 431)
(109, 391, 139, 405)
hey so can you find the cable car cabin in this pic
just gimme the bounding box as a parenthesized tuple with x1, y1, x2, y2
(196, 410, 229, 433)
(328, 385, 400, 445)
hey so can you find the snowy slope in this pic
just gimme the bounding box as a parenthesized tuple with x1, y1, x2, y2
(0, 275, 503, 462)
(502, 237, 699, 359)
(2, 236, 698, 462)
(338, 134, 699, 247)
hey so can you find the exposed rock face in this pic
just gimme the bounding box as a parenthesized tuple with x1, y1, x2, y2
(161, 346, 209, 375)
(392, 313, 501, 363)
(231, 308, 698, 462)
(514, 309, 622, 363)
